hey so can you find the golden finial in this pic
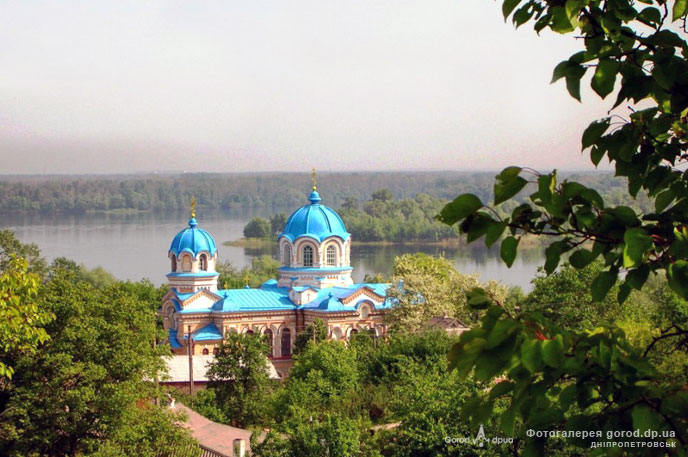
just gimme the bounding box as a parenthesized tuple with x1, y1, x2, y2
(243, 274, 250, 287)
(190, 196, 197, 219)
(312, 167, 317, 191)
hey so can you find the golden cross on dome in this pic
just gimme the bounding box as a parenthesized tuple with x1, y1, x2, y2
(312, 167, 317, 191)
(243, 274, 250, 287)
(190, 196, 197, 218)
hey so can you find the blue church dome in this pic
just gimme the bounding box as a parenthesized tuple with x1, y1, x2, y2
(169, 218, 217, 258)
(280, 190, 350, 242)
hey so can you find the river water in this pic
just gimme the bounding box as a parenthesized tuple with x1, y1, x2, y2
(6, 209, 543, 291)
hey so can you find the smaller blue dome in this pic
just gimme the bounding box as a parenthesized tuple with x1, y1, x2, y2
(280, 190, 350, 242)
(169, 218, 217, 258)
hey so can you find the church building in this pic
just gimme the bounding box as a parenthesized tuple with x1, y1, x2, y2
(161, 184, 394, 376)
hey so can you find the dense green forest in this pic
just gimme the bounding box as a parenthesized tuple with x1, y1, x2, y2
(0, 171, 647, 214)
(184, 254, 687, 455)
(242, 191, 459, 243)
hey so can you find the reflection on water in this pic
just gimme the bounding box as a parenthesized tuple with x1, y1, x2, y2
(5, 210, 543, 291)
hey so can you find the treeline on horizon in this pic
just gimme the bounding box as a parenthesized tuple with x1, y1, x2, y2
(0, 171, 647, 214)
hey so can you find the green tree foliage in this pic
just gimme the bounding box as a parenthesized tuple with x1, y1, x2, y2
(0, 259, 186, 456)
(385, 253, 509, 330)
(293, 319, 328, 355)
(217, 255, 279, 289)
(340, 193, 458, 242)
(524, 261, 622, 331)
(253, 414, 368, 457)
(251, 331, 510, 456)
(87, 405, 199, 457)
(206, 332, 273, 428)
(0, 229, 47, 277)
(0, 257, 53, 381)
(436, 1, 688, 454)
(0, 171, 657, 215)
(270, 213, 288, 235)
(244, 217, 273, 239)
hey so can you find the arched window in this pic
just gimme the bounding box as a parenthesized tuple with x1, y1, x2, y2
(302, 245, 313, 267)
(349, 328, 358, 341)
(213, 347, 219, 355)
(264, 329, 273, 357)
(181, 255, 192, 272)
(326, 245, 336, 266)
(202, 348, 209, 355)
(246, 329, 254, 335)
(199, 254, 208, 271)
(281, 328, 291, 357)
(171, 255, 177, 272)
(284, 245, 291, 266)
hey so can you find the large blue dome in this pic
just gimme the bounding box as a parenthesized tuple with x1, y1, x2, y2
(169, 218, 217, 258)
(280, 190, 350, 242)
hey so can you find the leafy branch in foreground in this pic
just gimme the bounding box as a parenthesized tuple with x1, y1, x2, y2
(438, 0, 688, 303)
(449, 287, 687, 454)
(438, 0, 688, 454)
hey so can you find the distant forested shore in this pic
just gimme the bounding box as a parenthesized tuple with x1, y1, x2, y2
(0, 171, 647, 214)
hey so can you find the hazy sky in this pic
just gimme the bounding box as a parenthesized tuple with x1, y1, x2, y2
(0, 0, 615, 174)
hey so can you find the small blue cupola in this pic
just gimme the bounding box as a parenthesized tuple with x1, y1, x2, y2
(279, 189, 350, 243)
(169, 217, 218, 259)
(167, 200, 220, 293)
(276, 174, 354, 290)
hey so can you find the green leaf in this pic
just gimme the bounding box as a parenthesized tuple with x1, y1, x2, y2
(495, 176, 528, 205)
(521, 338, 542, 373)
(667, 260, 688, 299)
(569, 249, 596, 269)
(660, 392, 688, 416)
(623, 228, 654, 268)
(591, 59, 620, 99)
(488, 319, 519, 348)
(559, 385, 576, 410)
(590, 146, 606, 166)
(591, 270, 617, 302)
(500, 236, 519, 267)
(485, 222, 507, 247)
(489, 380, 514, 399)
(475, 353, 505, 380)
(544, 240, 566, 274)
(638, 7, 662, 26)
(551, 60, 570, 84)
(625, 266, 649, 290)
(501, 406, 516, 436)
(631, 405, 661, 432)
(437, 194, 483, 225)
(655, 189, 675, 212)
(617, 283, 632, 304)
(611, 206, 639, 226)
(581, 119, 610, 150)
(502, 0, 522, 19)
(466, 287, 493, 310)
(537, 173, 556, 205)
(494, 167, 528, 205)
(542, 334, 565, 368)
(673, 0, 687, 20)
(497, 166, 522, 180)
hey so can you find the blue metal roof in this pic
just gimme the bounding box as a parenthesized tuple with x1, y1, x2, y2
(185, 323, 223, 341)
(279, 190, 350, 242)
(171, 282, 392, 314)
(169, 218, 217, 258)
(211, 287, 295, 312)
(167, 272, 220, 278)
(168, 329, 183, 348)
